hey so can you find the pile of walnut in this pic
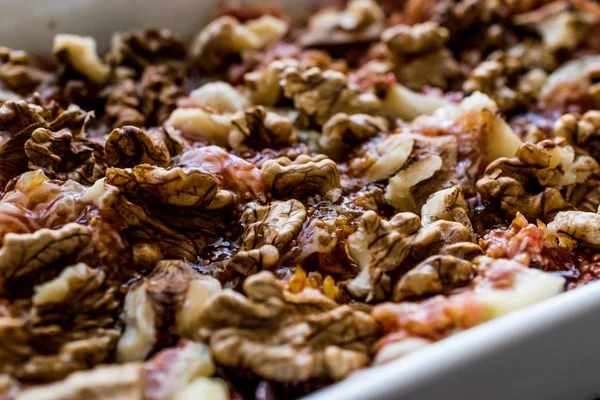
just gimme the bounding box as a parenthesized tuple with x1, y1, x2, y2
(1, 0, 600, 399)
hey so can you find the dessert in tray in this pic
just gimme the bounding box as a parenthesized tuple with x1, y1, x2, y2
(1, 0, 600, 399)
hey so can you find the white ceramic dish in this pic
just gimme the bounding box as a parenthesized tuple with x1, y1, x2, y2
(2, 1, 600, 399)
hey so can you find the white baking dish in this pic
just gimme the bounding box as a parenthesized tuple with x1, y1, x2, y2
(2, 1, 600, 399)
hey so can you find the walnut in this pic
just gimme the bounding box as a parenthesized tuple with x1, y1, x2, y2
(346, 210, 474, 300)
(0, 47, 52, 95)
(345, 211, 420, 300)
(393, 255, 475, 301)
(0, 99, 56, 137)
(117, 260, 221, 361)
(513, 1, 598, 51)
(477, 138, 598, 221)
(198, 271, 379, 381)
(178, 146, 265, 202)
(190, 16, 287, 71)
(106, 164, 234, 232)
(420, 186, 475, 238)
(144, 341, 224, 400)
(463, 51, 547, 113)
(53, 34, 111, 85)
(280, 66, 382, 126)
(433, 0, 506, 36)
(395, 49, 460, 91)
(32, 262, 117, 310)
(138, 64, 183, 126)
(353, 134, 416, 183)
(261, 154, 342, 201)
(0, 101, 89, 189)
(229, 106, 296, 150)
(553, 111, 600, 160)
(382, 22, 450, 56)
(244, 58, 297, 106)
(300, 0, 384, 47)
(1, 263, 121, 382)
(540, 55, 600, 108)
(22, 264, 120, 376)
(24, 127, 103, 185)
(385, 152, 445, 213)
(228, 200, 307, 275)
(506, 40, 557, 72)
(547, 210, 600, 250)
(320, 113, 387, 160)
(358, 133, 458, 213)
(382, 22, 459, 91)
(106, 27, 187, 71)
(103, 78, 145, 128)
(15, 363, 144, 400)
(105, 126, 181, 168)
(0, 223, 91, 287)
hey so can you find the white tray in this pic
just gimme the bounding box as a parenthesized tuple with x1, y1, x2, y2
(2, 1, 600, 399)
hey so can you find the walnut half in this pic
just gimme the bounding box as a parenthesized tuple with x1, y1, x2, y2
(198, 271, 380, 382)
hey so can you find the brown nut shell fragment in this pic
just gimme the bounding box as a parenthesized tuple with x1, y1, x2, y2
(392, 255, 475, 301)
(15, 363, 145, 400)
(0, 223, 91, 284)
(281, 66, 382, 126)
(105, 126, 181, 168)
(230, 106, 296, 150)
(198, 271, 379, 382)
(261, 155, 342, 201)
(320, 113, 388, 160)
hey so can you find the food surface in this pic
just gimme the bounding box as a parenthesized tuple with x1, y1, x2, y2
(1, 0, 600, 398)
